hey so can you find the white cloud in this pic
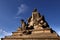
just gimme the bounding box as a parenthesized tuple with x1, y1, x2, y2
(57, 31, 60, 36)
(0, 29, 12, 38)
(17, 4, 28, 15)
(15, 16, 22, 18)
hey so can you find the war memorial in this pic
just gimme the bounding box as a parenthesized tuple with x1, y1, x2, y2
(1, 9, 60, 40)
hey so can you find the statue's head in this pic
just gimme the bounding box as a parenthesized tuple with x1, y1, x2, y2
(20, 19, 24, 23)
(33, 8, 37, 12)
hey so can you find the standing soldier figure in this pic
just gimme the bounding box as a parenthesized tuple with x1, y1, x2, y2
(20, 19, 26, 34)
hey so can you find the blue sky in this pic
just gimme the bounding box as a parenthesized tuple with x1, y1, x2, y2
(0, 0, 60, 38)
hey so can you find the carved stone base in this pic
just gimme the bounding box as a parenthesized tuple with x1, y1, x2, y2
(1, 38, 59, 40)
